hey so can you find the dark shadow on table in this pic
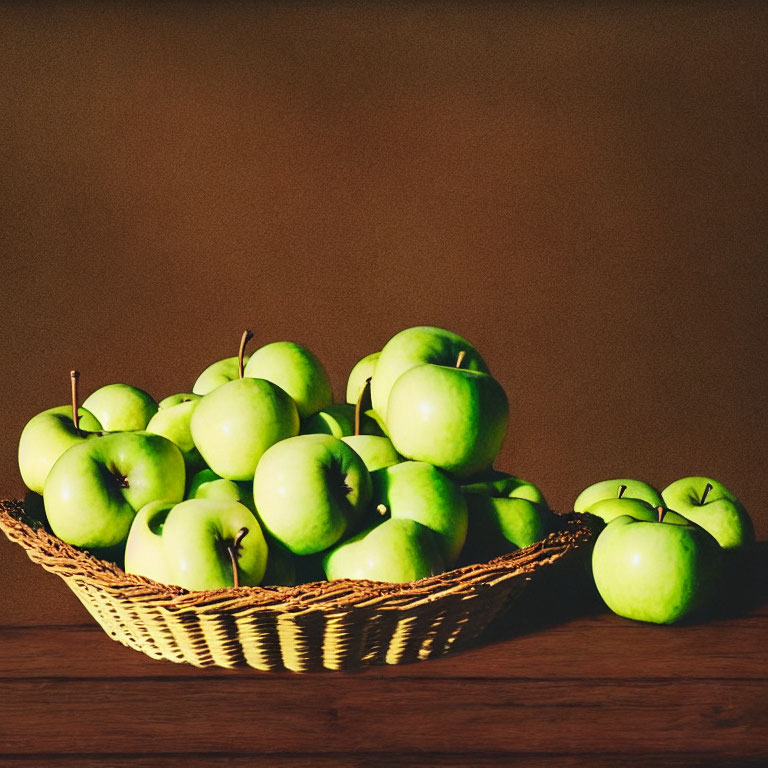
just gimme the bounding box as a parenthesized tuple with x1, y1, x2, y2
(716, 540, 768, 618)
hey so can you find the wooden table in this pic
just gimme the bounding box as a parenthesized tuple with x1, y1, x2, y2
(0, 527, 766, 767)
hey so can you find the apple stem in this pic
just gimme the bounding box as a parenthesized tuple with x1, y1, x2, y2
(377, 504, 388, 517)
(657, 505, 666, 523)
(618, 484, 627, 499)
(354, 377, 372, 436)
(227, 527, 249, 588)
(70, 371, 80, 433)
(700, 482, 713, 506)
(455, 350, 466, 369)
(238, 331, 254, 379)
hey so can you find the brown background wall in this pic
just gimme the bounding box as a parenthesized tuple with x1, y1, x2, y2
(1, 0, 766, 604)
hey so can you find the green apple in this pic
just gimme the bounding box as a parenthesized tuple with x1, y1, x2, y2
(252, 433, 372, 555)
(18, 405, 102, 494)
(323, 518, 445, 583)
(193, 356, 251, 395)
(190, 377, 299, 481)
(662, 477, 755, 550)
(586, 497, 691, 526)
(163, 499, 267, 590)
(127, 498, 268, 590)
(370, 326, 489, 422)
(158, 393, 199, 408)
(346, 352, 379, 406)
(186, 468, 254, 511)
(301, 404, 382, 438)
(81, 383, 157, 432)
(462, 470, 547, 504)
(306, 373, 385, 444)
(337, 372, 400, 471)
(145, 393, 204, 474)
(370, 461, 467, 566)
(591, 514, 722, 623)
(385, 362, 508, 478)
(341, 435, 402, 472)
(124, 500, 176, 584)
(573, 479, 663, 513)
(43, 431, 186, 550)
(244, 341, 332, 419)
(460, 471, 554, 562)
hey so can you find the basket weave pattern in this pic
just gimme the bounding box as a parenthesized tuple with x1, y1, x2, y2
(0, 499, 592, 672)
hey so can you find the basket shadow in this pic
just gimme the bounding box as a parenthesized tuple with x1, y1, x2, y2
(478, 539, 605, 645)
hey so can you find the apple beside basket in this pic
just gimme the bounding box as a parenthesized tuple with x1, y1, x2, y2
(0, 498, 592, 672)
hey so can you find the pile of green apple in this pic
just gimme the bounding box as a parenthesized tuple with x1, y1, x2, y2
(18, 326, 558, 591)
(574, 476, 755, 624)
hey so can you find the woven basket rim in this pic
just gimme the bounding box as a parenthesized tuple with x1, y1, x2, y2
(0, 497, 592, 614)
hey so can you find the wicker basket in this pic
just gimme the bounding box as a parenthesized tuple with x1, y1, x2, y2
(0, 498, 593, 672)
